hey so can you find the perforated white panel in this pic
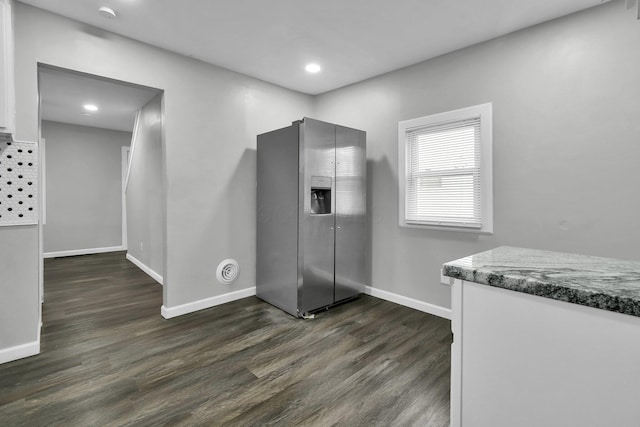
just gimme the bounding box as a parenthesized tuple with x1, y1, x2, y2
(0, 138, 38, 226)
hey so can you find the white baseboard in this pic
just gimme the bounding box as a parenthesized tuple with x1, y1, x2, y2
(0, 340, 40, 365)
(44, 246, 124, 259)
(161, 287, 256, 319)
(159, 285, 448, 320)
(126, 253, 163, 285)
(364, 286, 452, 320)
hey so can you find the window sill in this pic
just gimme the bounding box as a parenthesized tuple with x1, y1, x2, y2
(399, 221, 493, 235)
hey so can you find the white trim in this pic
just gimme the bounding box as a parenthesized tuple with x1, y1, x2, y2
(39, 137, 45, 305)
(0, 340, 39, 365)
(126, 252, 163, 285)
(40, 137, 46, 225)
(450, 278, 463, 427)
(44, 246, 124, 259)
(121, 146, 130, 250)
(398, 103, 493, 234)
(161, 287, 256, 319)
(364, 285, 452, 320)
(124, 109, 141, 192)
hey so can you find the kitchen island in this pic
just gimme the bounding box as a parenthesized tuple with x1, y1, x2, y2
(442, 246, 640, 427)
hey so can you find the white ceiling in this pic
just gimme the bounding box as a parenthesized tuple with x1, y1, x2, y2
(20, 0, 610, 95)
(39, 66, 161, 132)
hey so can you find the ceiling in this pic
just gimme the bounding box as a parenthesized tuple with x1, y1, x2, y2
(39, 66, 161, 132)
(20, 0, 610, 96)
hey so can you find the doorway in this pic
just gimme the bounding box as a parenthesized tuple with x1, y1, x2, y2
(37, 64, 165, 308)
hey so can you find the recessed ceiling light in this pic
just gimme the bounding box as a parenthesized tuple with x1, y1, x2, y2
(305, 63, 321, 73)
(98, 6, 117, 19)
(83, 104, 99, 112)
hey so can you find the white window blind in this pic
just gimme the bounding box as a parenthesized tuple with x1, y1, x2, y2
(406, 117, 481, 227)
(398, 103, 492, 233)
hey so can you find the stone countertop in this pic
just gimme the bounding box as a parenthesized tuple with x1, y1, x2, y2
(442, 246, 640, 318)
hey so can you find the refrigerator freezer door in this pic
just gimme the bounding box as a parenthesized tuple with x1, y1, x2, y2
(256, 123, 300, 317)
(299, 118, 336, 314)
(334, 125, 367, 302)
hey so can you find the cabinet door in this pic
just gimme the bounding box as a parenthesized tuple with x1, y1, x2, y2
(0, 0, 12, 131)
(334, 125, 366, 302)
(299, 118, 336, 314)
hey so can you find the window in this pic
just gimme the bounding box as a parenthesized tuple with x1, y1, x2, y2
(398, 103, 493, 233)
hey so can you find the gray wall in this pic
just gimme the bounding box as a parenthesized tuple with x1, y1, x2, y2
(42, 120, 131, 253)
(3, 1, 313, 351)
(3, 0, 638, 355)
(126, 94, 163, 279)
(315, 0, 640, 309)
(0, 226, 38, 350)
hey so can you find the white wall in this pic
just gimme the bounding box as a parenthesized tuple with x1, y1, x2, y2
(126, 94, 163, 280)
(3, 2, 313, 353)
(42, 120, 131, 254)
(315, 0, 640, 309)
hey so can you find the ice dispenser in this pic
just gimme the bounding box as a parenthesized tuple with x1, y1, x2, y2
(310, 176, 331, 215)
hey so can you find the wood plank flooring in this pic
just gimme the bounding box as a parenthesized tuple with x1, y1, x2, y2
(0, 251, 452, 426)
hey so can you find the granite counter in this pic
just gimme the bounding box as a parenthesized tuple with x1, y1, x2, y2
(442, 246, 640, 317)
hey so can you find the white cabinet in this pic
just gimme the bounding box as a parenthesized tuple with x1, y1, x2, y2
(450, 279, 640, 427)
(0, 0, 14, 134)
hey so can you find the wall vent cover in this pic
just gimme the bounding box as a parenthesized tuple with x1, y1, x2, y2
(216, 259, 239, 284)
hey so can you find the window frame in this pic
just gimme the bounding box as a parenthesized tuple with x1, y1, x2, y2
(398, 103, 493, 234)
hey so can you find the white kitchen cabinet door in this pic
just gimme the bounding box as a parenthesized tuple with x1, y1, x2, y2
(451, 279, 640, 427)
(0, 0, 14, 133)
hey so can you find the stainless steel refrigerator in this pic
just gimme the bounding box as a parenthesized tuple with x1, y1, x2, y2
(256, 117, 366, 317)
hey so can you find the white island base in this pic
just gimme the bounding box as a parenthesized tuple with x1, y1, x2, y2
(449, 278, 640, 427)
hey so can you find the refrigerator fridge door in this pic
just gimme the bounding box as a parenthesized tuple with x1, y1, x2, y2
(334, 125, 367, 302)
(298, 118, 336, 314)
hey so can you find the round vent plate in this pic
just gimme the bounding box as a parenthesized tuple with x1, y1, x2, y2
(216, 259, 239, 284)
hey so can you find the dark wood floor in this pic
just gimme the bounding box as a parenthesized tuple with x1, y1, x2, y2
(0, 251, 452, 426)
